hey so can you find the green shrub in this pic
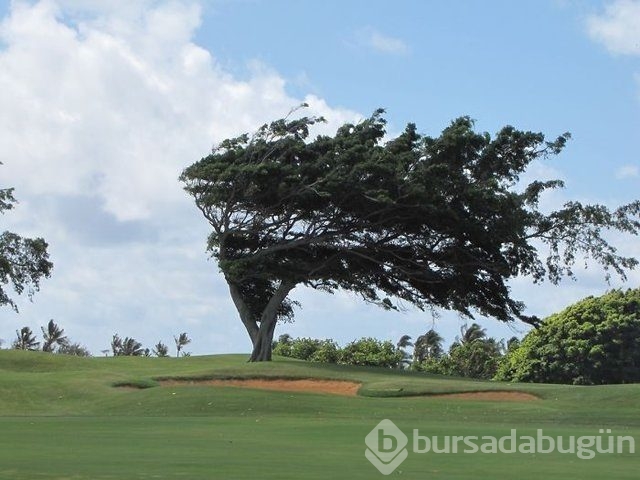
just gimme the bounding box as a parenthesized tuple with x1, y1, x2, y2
(339, 337, 403, 368)
(417, 339, 502, 379)
(288, 338, 323, 360)
(495, 288, 640, 385)
(309, 340, 341, 363)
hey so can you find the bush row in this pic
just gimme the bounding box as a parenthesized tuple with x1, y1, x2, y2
(272, 336, 404, 368)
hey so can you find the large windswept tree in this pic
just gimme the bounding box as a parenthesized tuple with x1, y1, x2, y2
(1, 163, 53, 310)
(181, 108, 640, 361)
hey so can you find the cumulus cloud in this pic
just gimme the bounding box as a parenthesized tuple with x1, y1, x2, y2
(587, 0, 640, 55)
(0, 1, 360, 222)
(355, 27, 409, 55)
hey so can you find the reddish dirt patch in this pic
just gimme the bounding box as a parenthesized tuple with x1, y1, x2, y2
(429, 391, 540, 402)
(159, 378, 361, 397)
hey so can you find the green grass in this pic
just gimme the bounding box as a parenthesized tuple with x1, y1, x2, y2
(0, 350, 638, 479)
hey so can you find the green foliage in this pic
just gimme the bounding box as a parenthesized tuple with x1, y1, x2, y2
(496, 288, 640, 385)
(416, 339, 504, 379)
(1, 164, 53, 311)
(272, 335, 401, 367)
(181, 108, 640, 361)
(286, 337, 325, 361)
(339, 337, 403, 368)
(413, 323, 504, 379)
(309, 339, 341, 363)
(273, 336, 341, 363)
(449, 338, 503, 379)
(272, 334, 293, 357)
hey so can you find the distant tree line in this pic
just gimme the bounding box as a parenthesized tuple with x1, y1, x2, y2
(8, 320, 90, 356)
(110, 332, 191, 358)
(272, 324, 511, 378)
(1, 321, 191, 359)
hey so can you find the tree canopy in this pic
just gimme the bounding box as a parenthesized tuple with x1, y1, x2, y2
(1, 163, 53, 310)
(181, 108, 640, 361)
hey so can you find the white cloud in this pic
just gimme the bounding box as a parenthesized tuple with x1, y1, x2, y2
(615, 164, 640, 178)
(0, 1, 360, 222)
(587, 0, 640, 55)
(0, 0, 361, 354)
(356, 27, 409, 55)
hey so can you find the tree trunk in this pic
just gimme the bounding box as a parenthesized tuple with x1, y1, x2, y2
(227, 281, 259, 345)
(249, 314, 277, 361)
(248, 281, 295, 362)
(227, 279, 295, 362)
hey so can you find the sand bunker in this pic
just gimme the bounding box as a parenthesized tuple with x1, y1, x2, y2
(159, 378, 361, 396)
(428, 391, 539, 401)
(157, 378, 539, 401)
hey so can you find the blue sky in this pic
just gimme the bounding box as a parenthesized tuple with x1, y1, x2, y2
(0, 0, 639, 355)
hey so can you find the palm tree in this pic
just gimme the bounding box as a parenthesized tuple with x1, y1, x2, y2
(111, 334, 123, 356)
(174, 332, 191, 357)
(396, 335, 413, 349)
(41, 319, 68, 353)
(396, 335, 413, 368)
(111, 334, 144, 356)
(413, 329, 444, 364)
(12, 326, 40, 351)
(121, 337, 144, 356)
(458, 323, 487, 346)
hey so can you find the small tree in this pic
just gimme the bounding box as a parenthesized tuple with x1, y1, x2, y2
(12, 326, 39, 351)
(111, 334, 144, 356)
(41, 319, 68, 353)
(152, 342, 170, 357)
(174, 332, 191, 358)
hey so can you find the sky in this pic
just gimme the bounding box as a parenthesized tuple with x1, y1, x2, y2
(0, 0, 639, 356)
